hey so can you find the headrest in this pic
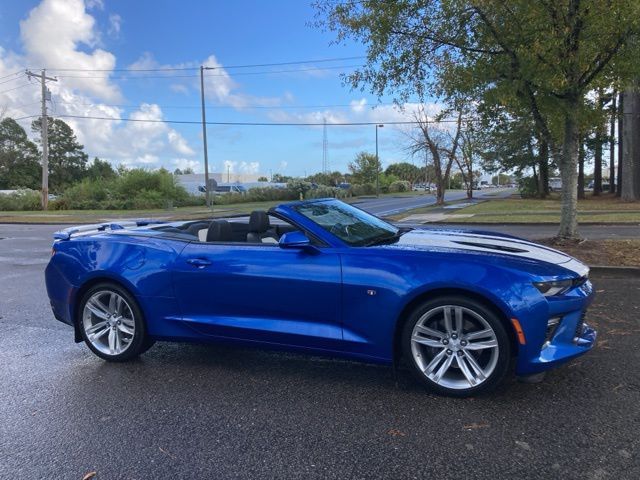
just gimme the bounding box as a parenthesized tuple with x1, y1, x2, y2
(249, 211, 270, 233)
(206, 220, 233, 242)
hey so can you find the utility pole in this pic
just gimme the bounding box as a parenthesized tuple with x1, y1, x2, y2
(26, 69, 57, 210)
(200, 65, 211, 208)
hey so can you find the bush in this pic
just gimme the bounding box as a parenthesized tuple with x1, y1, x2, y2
(0, 189, 42, 211)
(388, 180, 411, 193)
(517, 176, 539, 198)
(349, 183, 376, 196)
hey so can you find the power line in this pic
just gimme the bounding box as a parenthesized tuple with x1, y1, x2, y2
(0, 83, 34, 95)
(0, 74, 26, 86)
(0, 70, 23, 81)
(54, 64, 363, 80)
(42, 56, 366, 73)
(56, 113, 462, 126)
(52, 100, 396, 110)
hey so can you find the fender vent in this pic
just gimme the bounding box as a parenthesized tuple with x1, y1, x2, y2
(451, 240, 529, 253)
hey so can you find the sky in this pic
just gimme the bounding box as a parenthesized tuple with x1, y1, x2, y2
(0, 0, 434, 178)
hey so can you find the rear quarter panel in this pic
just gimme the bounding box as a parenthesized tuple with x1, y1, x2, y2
(46, 233, 187, 336)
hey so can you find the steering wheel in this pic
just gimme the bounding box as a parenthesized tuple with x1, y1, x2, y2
(330, 222, 351, 238)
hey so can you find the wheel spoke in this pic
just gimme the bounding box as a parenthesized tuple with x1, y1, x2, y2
(423, 348, 448, 375)
(462, 352, 487, 381)
(86, 299, 109, 320)
(443, 308, 454, 335)
(412, 334, 444, 348)
(466, 328, 494, 341)
(108, 328, 116, 354)
(456, 355, 478, 386)
(454, 307, 464, 333)
(85, 321, 107, 335)
(114, 329, 122, 353)
(88, 326, 110, 342)
(117, 323, 134, 336)
(415, 324, 445, 339)
(465, 339, 498, 351)
(429, 353, 454, 383)
(108, 293, 117, 314)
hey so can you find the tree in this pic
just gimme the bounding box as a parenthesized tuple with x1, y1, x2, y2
(0, 117, 40, 189)
(173, 168, 183, 175)
(348, 152, 381, 185)
(257, 176, 268, 182)
(315, 0, 640, 238)
(621, 84, 640, 200)
(31, 117, 88, 192)
(87, 157, 116, 181)
(406, 106, 463, 205)
(385, 162, 421, 185)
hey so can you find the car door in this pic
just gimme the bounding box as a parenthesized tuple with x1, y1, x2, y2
(172, 241, 343, 350)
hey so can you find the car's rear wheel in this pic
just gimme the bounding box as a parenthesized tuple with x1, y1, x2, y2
(78, 282, 153, 361)
(401, 296, 511, 397)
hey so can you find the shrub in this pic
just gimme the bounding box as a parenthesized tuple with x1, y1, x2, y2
(517, 176, 539, 198)
(0, 189, 42, 211)
(389, 180, 411, 193)
(349, 183, 376, 196)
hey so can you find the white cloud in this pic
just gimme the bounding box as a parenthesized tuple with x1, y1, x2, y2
(172, 158, 201, 173)
(168, 130, 195, 156)
(107, 14, 121, 38)
(20, 0, 120, 101)
(240, 161, 260, 174)
(279, 161, 288, 170)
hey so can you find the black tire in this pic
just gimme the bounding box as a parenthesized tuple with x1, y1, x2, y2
(78, 282, 154, 362)
(401, 295, 511, 397)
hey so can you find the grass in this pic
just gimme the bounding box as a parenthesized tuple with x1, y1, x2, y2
(394, 194, 640, 223)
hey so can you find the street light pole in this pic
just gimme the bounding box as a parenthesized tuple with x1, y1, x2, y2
(375, 124, 384, 197)
(200, 65, 211, 208)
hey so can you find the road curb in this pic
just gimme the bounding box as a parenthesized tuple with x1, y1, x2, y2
(590, 266, 640, 278)
(432, 221, 640, 226)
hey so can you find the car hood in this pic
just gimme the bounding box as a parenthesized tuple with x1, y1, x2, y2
(388, 228, 589, 277)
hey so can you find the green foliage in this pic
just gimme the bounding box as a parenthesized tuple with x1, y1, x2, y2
(349, 152, 381, 185)
(87, 157, 116, 181)
(385, 163, 421, 184)
(0, 189, 41, 211)
(306, 171, 345, 186)
(0, 118, 40, 190)
(349, 183, 376, 196)
(257, 176, 268, 182)
(49, 168, 193, 210)
(517, 176, 539, 198)
(31, 117, 89, 192)
(388, 180, 411, 193)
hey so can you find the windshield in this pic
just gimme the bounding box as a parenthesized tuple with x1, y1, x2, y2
(293, 200, 399, 246)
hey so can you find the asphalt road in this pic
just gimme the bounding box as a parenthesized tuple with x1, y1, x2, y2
(1, 220, 639, 479)
(353, 188, 514, 216)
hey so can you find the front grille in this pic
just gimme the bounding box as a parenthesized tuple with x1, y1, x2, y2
(575, 310, 587, 339)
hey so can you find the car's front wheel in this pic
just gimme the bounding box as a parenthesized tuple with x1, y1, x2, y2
(401, 296, 511, 397)
(78, 282, 153, 361)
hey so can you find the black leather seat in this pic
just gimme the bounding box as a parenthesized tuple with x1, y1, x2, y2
(246, 211, 278, 243)
(206, 220, 233, 242)
(186, 221, 210, 237)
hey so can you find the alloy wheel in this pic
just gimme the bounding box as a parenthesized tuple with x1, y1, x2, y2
(82, 290, 136, 356)
(410, 305, 499, 389)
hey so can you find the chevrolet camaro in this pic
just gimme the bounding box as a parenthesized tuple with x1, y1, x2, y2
(45, 198, 596, 396)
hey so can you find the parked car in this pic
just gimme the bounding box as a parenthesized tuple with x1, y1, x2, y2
(45, 199, 596, 397)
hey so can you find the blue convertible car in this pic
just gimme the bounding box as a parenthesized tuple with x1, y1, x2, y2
(45, 198, 596, 396)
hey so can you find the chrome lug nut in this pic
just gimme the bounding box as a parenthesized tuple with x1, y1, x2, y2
(446, 349, 452, 355)
(443, 339, 449, 345)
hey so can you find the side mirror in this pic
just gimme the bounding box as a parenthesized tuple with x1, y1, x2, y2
(279, 231, 312, 249)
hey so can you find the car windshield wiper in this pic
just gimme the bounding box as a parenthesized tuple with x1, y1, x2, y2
(364, 228, 412, 247)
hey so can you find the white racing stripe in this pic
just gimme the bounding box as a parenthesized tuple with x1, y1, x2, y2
(394, 229, 589, 277)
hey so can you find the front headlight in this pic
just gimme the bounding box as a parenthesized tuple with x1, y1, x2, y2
(533, 279, 573, 296)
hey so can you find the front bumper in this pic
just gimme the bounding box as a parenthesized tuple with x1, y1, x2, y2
(515, 281, 597, 376)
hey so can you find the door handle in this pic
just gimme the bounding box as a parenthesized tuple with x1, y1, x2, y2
(186, 258, 212, 268)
